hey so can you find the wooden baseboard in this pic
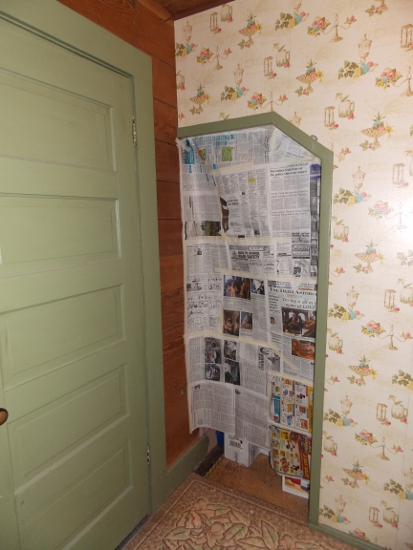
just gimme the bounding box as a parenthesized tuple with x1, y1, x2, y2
(151, 435, 209, 512)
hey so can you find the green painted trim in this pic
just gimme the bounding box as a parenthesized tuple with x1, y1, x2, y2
(177, 112, 326, 157)
(152, 436, 210, 510)
(308, 149, 333, 527)
(0, 0, 167, 516)
(0, 0, 152, 79)
(178, 113, 333, 530)
(309, 521, 381, 550)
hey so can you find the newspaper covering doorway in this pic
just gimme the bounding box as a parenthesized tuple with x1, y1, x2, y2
(179, 125, 320, 486)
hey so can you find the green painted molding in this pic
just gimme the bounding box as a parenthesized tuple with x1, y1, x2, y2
(177, 112, 326, 157)
(309, 522, 382, 550)
(0, 0, 167, 512)
(0, 0, 152, 79)
(155, 435, 210, 510)
(178, 113, 333, 530)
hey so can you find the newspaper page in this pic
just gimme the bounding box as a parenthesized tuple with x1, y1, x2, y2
(181, 129, 271, 176)
(208, 160, 320, 275)
(222, 274, 269, 343)
(269, 162, 320, 278)
(186, 241, 229, 333)
(229, 242, 276, 274)
(190, 382, 235, 434)
(269, 128, 315, 163)
(187, 335, 280, 395)
(213, 166, 271, 238)
(187, 335, 282, 449)
(267, 279, 317, 381)
(235, 388, 270, 448)
(269, 374, 314, 433)
(270, 426, 312, 479)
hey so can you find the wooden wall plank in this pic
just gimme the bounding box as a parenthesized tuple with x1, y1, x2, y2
(160, 255, 184, 293)
(155, 140, 180, 183)
(157, 181, 181, 220)
(158, 220, 183, 257)
(162, 323, 185, 364)
(171, 0, 233, 20)
(135, 3, 175, 66)
(161, 287, 184, 327)
(138, 0, 174, 24)
(153, 57, 178, 107)
(154, 99, 178, 144)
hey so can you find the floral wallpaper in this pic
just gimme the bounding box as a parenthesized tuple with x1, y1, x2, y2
(175, 1, 413, 548)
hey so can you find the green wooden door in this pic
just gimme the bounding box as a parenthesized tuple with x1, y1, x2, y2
(0, 14, 150, 550)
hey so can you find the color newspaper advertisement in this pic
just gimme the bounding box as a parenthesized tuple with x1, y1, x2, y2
(270, 375, 313, 433)
(270, 426, 312, 479)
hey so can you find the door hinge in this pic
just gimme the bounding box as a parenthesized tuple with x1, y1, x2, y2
(147, 446, 151, 465)
(132, 117, 137, 147)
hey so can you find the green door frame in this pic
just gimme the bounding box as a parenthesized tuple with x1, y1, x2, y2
(0, 0, 208, 520)
(178, 112, 334, 528)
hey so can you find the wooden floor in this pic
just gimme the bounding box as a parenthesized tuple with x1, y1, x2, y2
(198, 446, 309, 523)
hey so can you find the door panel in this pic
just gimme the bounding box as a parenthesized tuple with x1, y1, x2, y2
(0, 71, 114, 169)
(10, 367, 126, 478)
(15, 427, 131, 521)
(19, 447, 130, 550)
(2, 288, 123, 383)
(0, 197, 119, 272)
(0, 14, 149, 550)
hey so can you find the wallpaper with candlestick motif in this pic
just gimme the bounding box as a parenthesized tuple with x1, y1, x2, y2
(175, 1, 413, 548)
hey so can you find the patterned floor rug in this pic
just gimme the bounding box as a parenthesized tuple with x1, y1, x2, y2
(125, 474, 355, 550)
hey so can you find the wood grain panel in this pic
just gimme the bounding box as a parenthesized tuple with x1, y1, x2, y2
(160, 255, 184, 293)
(152, 57, 178, 107)
(153, 99, 178, 144)
(166, 420, 197, 466)
(162, 322, 185, 364)
(161, 287, 184, 328)
(138, 0, 174, 23)
(158, 220, 183, 257)
(155, 140, 180, 183)
(156, 0, 230, 18)
(157, 181, 181, 220)
(163, 351, 186, 391)
(135, 3, 175, 66)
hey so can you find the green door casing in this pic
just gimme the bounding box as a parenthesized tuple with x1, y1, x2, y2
(0, 12, 150, 550)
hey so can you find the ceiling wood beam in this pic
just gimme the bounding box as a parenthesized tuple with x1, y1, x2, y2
(138, 0, 174, 25)
(172, 0, 233, 20)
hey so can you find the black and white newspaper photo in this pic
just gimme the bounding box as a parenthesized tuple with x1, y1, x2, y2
(268, 279, 316, 381)
(187, 335, 280, 397)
